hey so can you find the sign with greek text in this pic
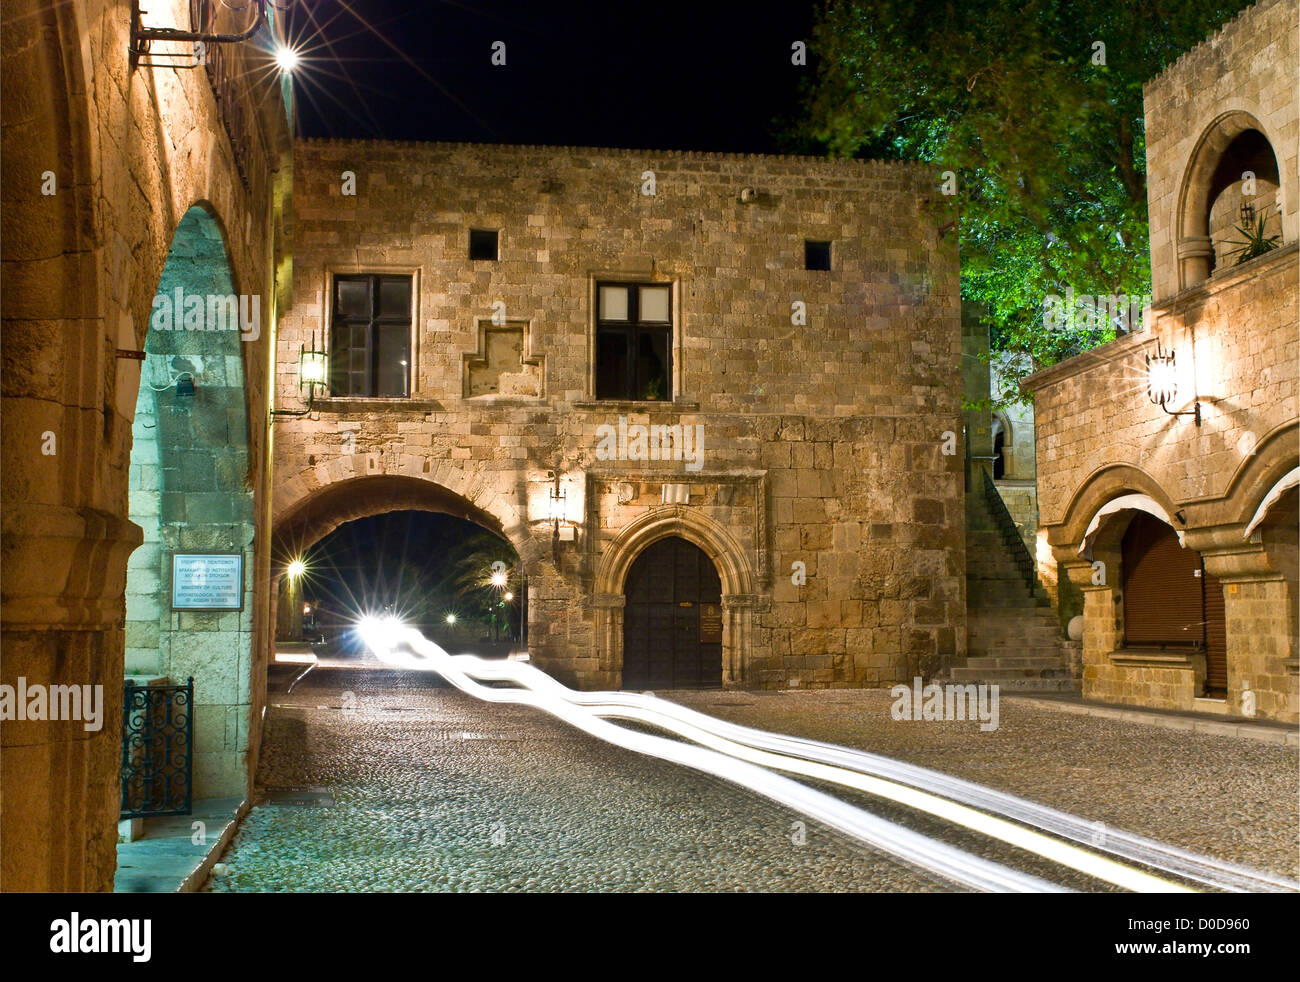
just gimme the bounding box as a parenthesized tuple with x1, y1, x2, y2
(172, 553, 244, 610)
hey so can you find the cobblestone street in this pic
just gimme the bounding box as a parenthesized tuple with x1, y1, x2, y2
(206, 657, 1299, 892)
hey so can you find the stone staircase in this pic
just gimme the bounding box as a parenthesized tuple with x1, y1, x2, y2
(949, 473, 1079, 693)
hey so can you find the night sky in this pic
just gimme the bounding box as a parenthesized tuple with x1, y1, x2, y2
(282, 0, 819, 152)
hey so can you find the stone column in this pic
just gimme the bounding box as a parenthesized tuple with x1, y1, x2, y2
(1063, 558, 1120, 702)
(590, 593, 625, 689)
(2, 505, 142, 892)
(1198, 535, 1299, 722)
(1177, 235, 1214, 287)
(721, 594, 761, 686)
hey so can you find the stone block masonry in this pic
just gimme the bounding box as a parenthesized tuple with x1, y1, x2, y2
(274, 140, 964, 689)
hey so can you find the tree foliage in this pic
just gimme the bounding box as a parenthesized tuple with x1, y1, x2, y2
(788, 0, 1243, 401)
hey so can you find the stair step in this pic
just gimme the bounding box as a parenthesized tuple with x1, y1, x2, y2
(963, 655, 1064, 669)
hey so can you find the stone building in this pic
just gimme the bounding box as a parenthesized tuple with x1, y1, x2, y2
(271, 140, 964, 691)
(1, 0, 291, 890)
(1025, 0, 1299, 721)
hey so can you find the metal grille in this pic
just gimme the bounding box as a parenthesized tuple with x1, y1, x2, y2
(121, 678, 194, 818)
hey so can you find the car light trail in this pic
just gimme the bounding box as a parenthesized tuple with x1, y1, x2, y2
(541, 687, 1298, 894)
(358, 618, 1060, 893)
(360, 618, 1295, 893)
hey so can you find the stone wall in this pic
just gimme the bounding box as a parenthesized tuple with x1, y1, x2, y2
(1, 0, 290, 890)
(1145, 0, 1299, 298)
(273, 141, 964, 690)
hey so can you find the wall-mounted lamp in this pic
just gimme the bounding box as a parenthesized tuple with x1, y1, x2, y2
(549, 480, 569, 561)
(1145, 340, 1201, 427)
(271, 332, 328, 419)
(129, 0, 269, 70)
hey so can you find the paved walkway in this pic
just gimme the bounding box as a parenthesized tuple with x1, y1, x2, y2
(205, 659, 1298, 891)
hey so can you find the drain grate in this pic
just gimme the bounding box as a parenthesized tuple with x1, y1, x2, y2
(260, 786, 336, 807)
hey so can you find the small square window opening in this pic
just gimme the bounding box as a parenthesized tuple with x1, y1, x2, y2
(470, 229, 499, 261)
(805, 240, 831, 271)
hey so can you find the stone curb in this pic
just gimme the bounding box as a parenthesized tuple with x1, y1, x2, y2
(1006, 694, 1300, 748)
(180, 797, 250, 893)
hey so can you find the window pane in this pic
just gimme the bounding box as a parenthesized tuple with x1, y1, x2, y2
(378, 278, 410, 318)
(375, 324, 409, 397)
(635, 329, 669, 401)
(596, 329, 629, 400)
(331, 323, 365, 395)
(336, 278, 369, 316)
(599, 285, 628, 321)
(639, 285, 670, 322)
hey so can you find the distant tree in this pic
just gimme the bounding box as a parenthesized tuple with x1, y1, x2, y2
(789, 0, 1242, 402)
(432, 529, 518, 627)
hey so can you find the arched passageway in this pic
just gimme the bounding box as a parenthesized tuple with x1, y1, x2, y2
(125, 205, 255, 799)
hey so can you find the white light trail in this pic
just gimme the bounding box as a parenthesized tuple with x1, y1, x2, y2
(552, 690, 1298, 894)
(358, 618, 1060, 893)
(360, 619, 1298, 893)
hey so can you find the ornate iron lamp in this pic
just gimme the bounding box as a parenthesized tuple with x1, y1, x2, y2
(1145, 340, 1201, 426)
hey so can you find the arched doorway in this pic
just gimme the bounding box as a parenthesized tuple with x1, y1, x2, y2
(1121, 513, 1226, 696)
(622, 536, 723, 689)
(124, 205, 254, 799)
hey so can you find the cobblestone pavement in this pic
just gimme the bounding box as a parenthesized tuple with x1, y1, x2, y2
(207, 658, 1298, 892)
(670, 689, 1300, 881)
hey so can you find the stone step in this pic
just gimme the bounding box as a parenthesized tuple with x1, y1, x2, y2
(967, 627, 1062, 644)
(963, 655, 1065, 669)
(948, 666, 1072, 683)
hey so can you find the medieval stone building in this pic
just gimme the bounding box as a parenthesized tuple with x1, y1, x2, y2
(272, 140, 964, 691)
(1026, 0, 1299, 722)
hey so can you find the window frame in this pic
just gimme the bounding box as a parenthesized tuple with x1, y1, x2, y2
(324, 267, 420, 399)
(593, 280, 674, 403)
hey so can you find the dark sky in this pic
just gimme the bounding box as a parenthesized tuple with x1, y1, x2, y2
(281, 0, 819, 152)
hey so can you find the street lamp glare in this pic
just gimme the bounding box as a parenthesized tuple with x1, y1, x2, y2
(445, 614, 456, 625)
(503, 592, 513, 602)
(275, 46, 300, 73)
(490, 570, 508, 588)
(287, 558, 306, 579)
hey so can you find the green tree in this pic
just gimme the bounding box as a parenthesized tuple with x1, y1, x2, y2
(789, 0, 1242, 402)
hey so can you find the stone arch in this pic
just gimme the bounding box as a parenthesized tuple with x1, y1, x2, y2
(1050, 463, 1180, 554)
(271, 471, 550, 653)
(1176, 109, 1287, 288)
(125, 203, 255, 800)
(273, 471, 541, 567)
(1220, 420, 1300, 530)
(990, 412, 1013, 479)
(592, 507, 758, 687)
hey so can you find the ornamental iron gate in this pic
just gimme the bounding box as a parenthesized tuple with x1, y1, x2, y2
(120, 678, 194, 818)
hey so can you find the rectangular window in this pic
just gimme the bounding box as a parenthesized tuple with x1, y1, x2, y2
(330, 274, 411, 397)
(596, 282, 671, 401)
(805, 239, 832, 271)
(469, 229, 499, 261)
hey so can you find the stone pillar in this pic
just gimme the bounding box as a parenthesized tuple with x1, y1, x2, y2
(276, 574, 303, 641)
(1064, 558, 1120, 702)
(1, 506, 142, 892)
(961, 304, 994, 492)
(721, 594, 761, 686)
(591, 592, 625, 689)
(1199, 537, 1299, 723)
(1177, 235, 1213, 287)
